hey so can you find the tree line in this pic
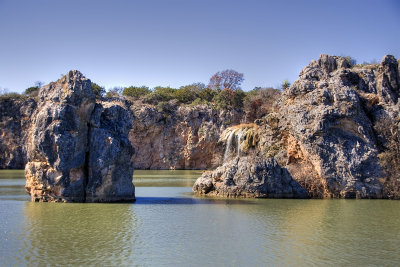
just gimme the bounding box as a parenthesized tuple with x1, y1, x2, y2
(1, 69, 289, 121)
(93, 69, 287, 114)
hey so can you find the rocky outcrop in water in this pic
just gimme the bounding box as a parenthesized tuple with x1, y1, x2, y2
(24, 71, 135, 202)
(193, 156, 308, 198)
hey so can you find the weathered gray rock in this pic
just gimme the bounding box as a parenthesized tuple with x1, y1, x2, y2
(24, 71, 135, 202)
(279, 54, 400, 198)
(25, 70, 96, 202)
(86, 102, 135, 202)
(193, 156, 308, 198)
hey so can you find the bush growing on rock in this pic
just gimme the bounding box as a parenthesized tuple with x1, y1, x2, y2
(197, 87, 217, 102)
(281, 80, 291, 90)
(122, 86, 151, 99)
(24, 86, 39, 96)
(92, 83, 106, 98)
(105, 86, 124, 98)
(174, 86, 198, 104)
(243, 87, 281, 122)
(0, 92, 26, 100)
(212, 88, 246, 110)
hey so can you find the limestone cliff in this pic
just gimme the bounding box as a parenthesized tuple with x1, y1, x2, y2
(129, 102, 243, 169)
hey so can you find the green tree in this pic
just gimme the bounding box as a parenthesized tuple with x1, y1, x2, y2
(105, 87, 123, 98)
(153, 86, 177, 102)
(282, 80, 291, 90)
(122, 86, 151, 99)
(197, 87, 216, 102)
(143, 86, 177, 104)
(24, 86, 39, 96)
(24, 81, 43, 97)
(174, 87, 197, 103)
(213, 88, 245, 110)
(91, 82, 106, 98)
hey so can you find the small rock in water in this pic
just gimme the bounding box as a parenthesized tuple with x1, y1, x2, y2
(193, 156, 308, 198)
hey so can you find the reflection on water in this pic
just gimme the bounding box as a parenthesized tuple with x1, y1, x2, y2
(133, 169, 203, 187)
(1, 170, 400, 266)
(20, 203, 139, 266)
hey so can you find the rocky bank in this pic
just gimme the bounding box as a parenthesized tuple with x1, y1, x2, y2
(193, 54, 400, 199)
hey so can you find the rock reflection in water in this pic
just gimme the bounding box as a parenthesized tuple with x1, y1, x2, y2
(21, 202, 139, 266)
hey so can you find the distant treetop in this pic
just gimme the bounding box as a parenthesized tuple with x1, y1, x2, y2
(207, 69, 244, 91)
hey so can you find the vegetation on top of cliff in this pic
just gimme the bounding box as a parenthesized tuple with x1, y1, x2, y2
(92, 82, 106, 98)
(99, 69, 281, 121)
(0, 88, 27, 100)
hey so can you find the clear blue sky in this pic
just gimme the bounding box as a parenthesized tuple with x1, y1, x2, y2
(0, 0, 399, 93)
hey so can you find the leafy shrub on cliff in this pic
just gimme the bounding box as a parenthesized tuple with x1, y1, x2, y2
(0, 91, 27, 100)
(105, 86, 123, 98)
(143, 86, 177, 104)
(243, 87, 281, 122)
(156, 99, 178, 114)
(197, 87, 216, 102)
(281, 80, 291, 90)
(122, 86, 151, 99)
(92, 83, 106, 98)
(24, 86, 39, 96)
(213, 88, 246, 110)
(174, 86, 197, 104)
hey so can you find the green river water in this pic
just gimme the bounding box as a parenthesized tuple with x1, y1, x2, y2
(1, 170, 400, 266)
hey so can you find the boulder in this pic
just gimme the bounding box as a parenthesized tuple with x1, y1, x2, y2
(193, 156, 308, 198)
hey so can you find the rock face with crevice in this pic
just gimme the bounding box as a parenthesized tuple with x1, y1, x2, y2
(280, 54, 399, 198)
(24, 70, 135, 202)
(86, 102, 135, 202)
